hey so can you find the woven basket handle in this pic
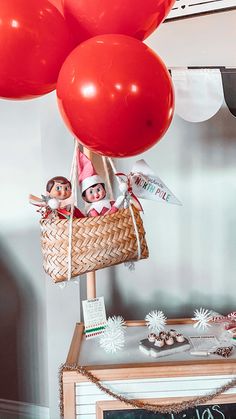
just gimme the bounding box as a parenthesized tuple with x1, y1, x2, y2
(67, 141, 96, 298)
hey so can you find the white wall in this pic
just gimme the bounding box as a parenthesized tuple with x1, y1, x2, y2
(147, 10, 236, 67)
(98, 105, 236, 318)
(0, 8, 235, 419)
(0, 99, 48, 406)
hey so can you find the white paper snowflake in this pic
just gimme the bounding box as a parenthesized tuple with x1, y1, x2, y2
(99, 316, 126, 354)
(192, 308, 213, 330)
(145, 310, 167, 333)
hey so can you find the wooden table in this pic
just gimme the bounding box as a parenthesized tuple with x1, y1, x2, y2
(62, 319, 236, 419)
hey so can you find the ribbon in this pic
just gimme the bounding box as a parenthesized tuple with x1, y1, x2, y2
(29, 194, 47, 207)
(116, 172, 143, 212)
(29, 193, 72, 219)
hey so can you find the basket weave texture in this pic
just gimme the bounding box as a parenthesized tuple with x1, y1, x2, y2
(40, 206, 149, 283)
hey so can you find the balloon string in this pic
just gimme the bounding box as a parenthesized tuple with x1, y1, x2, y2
(129, 204, 141, 261)
(107, 157, 141, 261)
(67, 140, 78, 281)
(102, 156, 114, 201)
(107, 157, 123, 186)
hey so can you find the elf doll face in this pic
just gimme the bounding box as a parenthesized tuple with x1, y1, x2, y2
(84, 183, 106, 203)
(49, 182, 71, 200)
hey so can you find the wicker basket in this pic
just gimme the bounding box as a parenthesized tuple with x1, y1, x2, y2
(40, 206, 149, 283)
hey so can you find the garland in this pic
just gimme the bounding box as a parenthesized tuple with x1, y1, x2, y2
(59, 363, 236, 417)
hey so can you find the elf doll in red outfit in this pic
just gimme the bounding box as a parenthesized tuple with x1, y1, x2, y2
(29, 176, 84, 219)
(77, 150, 124, 217)
(45, 176, 84, 219)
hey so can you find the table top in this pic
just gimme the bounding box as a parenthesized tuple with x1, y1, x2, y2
(65, 320, 236, 379)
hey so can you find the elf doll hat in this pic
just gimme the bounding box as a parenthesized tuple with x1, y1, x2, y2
(77, 149, 104, 193)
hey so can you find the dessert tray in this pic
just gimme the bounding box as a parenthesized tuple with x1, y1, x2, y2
(139, 328, 190, 358)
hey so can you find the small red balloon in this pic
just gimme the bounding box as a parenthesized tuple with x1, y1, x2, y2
(63, 0, 175, 44)
(0, 0, 74, 100)
(57, 35, 174, 158)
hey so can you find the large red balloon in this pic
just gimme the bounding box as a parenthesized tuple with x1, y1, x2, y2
(57, 35, 174, 158)
(63, 0, 175, 44)
(0, 0, 75, 100)
(49, 0, 64, 14)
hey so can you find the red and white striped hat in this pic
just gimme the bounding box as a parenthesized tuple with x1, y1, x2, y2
(77, 149, 104, 193)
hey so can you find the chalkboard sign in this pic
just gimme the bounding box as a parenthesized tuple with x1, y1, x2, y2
(104, 403, 235, 419)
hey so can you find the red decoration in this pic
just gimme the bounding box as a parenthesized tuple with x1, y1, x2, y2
(57, 35, 174, 158)
(63, 0, 175, 44)
(0, 0, 74, 100)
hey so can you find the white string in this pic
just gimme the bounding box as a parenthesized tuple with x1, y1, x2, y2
(107, 157, 122, 186)
(129, 205, 141, 261)
(102, 156, 114, 201)
(69, 139, 78, 179)
(108, 157, 141, 261)
(67, 140, 78, 281)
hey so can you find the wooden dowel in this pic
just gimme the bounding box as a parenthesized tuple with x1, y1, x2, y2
(86, 270, 96, 300)
(83, 147, 97, 299)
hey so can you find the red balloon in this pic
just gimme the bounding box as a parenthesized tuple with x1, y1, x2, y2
(63, 0, 175, 44)
(57, 35, 174, 158)
(0, 0, 75, 100)
(49, 0, 64, 14)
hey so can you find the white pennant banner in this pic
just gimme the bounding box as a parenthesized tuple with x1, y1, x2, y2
(130, 159, 182, 206)
(171, 68, 224, 123)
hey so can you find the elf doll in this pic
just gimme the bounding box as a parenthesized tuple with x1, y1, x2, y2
(29, 176, 84, 219)
(77, 150, 124, 217)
